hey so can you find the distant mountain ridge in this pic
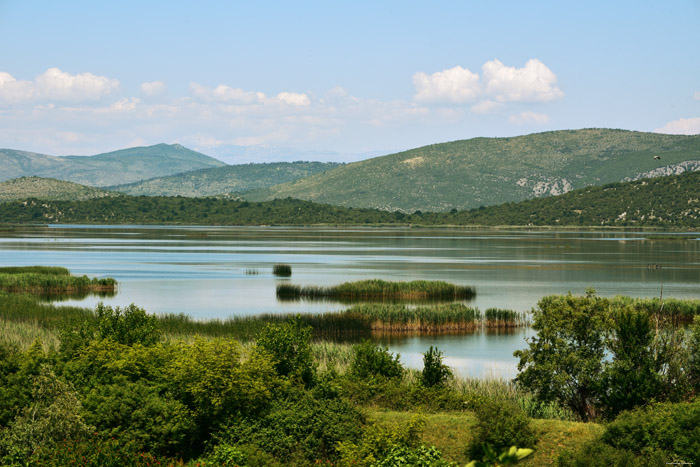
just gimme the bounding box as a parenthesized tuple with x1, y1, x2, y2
(244, 129, 700, 212)
(108, 161, 343, 197)
(0, 143, 225, 187)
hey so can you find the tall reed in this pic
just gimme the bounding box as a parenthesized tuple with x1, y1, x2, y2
(277, 279, 476, 300)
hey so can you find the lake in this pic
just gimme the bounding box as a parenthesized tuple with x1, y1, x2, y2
(1, 224, 698, 378)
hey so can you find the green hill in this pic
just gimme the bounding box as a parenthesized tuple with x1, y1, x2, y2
(0, 177, 121, 202)
(2, 171, 700, 228)
(244, 129, 700, 212)
(446, 170, 700, 227)
(107, 161, 342, 197)
(0, 144, 225, 187)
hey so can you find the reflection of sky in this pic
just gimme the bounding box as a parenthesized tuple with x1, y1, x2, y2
(3, 225, 700, 378)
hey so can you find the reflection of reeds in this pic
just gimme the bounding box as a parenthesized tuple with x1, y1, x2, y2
(277, 279, 476, 301)
(273, 264, 292, 277)
(245, 268, 259, 275)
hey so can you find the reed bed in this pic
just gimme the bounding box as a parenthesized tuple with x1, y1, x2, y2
(484, 308, 530, 327)
(272, 264, 292, 277)
(0, 317, 60, 352)
(0, 266, 71, 276)
(277, 279, 476, 301)
(610, 295, 700, 323)
(0, 271, 116, 294)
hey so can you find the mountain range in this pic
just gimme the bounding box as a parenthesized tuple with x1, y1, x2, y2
(244, 129, 700, 212)
(0, 144, 225, 187)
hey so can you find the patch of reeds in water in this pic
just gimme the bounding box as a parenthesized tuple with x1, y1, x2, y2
(277, 279, 476, 301)
(272, 264, 292, 277)
(0, 266, 71, 276)
(0, 269, 117, 294)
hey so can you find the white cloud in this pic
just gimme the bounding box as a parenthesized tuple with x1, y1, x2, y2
(190, 83, 265, 103)
(470, 100, 503, 114)
(413, 66, 481, 104)
(482, 59, 564, 103)
(0, 68, 118, 104)
(0, 72, 35, 104)
(654, 117, 700, 135)
(508, 111, 551, 125)
(275, 91, 310, 106)
(140, 81, 166, 97)
(108, 97, 140, 112)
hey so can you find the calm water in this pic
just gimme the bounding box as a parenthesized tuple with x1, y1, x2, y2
(1, 225, 698, 378)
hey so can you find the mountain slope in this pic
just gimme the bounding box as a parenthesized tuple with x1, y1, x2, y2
(0, 177, 121, 202)
(108, 161, 342, 197)
(0, 144, 225, 187)
(245, 129, 700, 212)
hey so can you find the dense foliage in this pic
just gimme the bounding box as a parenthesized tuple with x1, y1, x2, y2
(515, 291, 700, 421)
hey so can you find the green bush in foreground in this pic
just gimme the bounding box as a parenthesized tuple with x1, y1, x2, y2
(466, 398, 536, 462)
(350, 340, 403, 381)
(420, 345, 453, 388)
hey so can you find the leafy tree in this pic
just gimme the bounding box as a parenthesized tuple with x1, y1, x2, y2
(420, 345, 452, 388)
(514, 291, 610, 421)
(0, 366, 93, 463)
(255, 316, 316, 387)
(600, 308, 662, 417)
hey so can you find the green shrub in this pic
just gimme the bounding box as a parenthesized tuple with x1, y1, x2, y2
(96, 302, 160, 346)
(220, 391, 364, 464)
(467, 398, 536, 461)
(420, 346, 452, 388)
(376, 444, 450, 466)
(255, 316, 316, 387)
(350, 340, 403, 380)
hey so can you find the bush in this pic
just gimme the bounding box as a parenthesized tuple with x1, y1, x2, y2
(255, 316, 316, 387)
(467, 398, 536, 461)
(350, 340, 403, 380)
(420, 346, 452, 388)
(96, 302, 161, 346)
(220, 391, 364, 464)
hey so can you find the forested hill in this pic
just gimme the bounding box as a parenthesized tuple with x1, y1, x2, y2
(0, 144, 225, 187)
(107, 161, 342, 197)
(1, 171, 699, 228)
(0, 177, 121, 202)
(244, 129, 700, 212)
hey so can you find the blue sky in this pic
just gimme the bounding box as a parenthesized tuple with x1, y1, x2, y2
(0, 0, 698, 162)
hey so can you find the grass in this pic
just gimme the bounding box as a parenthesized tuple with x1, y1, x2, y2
(366, 409, 601, 466)
(0, 266, 116, 294)
(610, 295, 700, 323)
(277, 279, 476, 301)
(272, 264, 292, 277)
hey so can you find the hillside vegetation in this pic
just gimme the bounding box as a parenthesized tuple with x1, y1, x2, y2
(0, 177, 121, 202)
(245, 129, 700, 212)
(0, 143, 225, 186)
(108, 161, 342, 197)
(2, 170, 700, 228)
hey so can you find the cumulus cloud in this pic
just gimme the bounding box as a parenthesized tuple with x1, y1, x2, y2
(275, 91, 310, 106)
(0, 68, 119, 104)
(655, 117, 700, 135)
(413, 66, 481, 104)
(190, 83, 266, 103)
(508, 111, 551, 125)
(483, 59, 564, 103)
(140, 81, 166, 97)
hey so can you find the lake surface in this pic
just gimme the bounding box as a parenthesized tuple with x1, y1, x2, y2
(1, 225, 699, 378)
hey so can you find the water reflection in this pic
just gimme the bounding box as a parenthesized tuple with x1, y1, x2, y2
(2, 225, 699, 378)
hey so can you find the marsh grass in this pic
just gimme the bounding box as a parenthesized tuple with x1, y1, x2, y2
(272, 264, 292, 277)
(0, 318, 60, 352)
(277, 279, 476, 301)
(611, 295, 700, 323)
(0, 267, 116, 294)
